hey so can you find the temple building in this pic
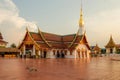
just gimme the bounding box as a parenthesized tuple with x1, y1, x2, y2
(105, 35, 116, 54)
(91, 44, 101, 57)
(0, 32, 8, 47)
(0, 32, 20, 57)
(18, 7, 91, 58)
(105, 35, 120, 54)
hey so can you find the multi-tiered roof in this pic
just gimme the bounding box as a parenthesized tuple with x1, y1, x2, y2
(19, 28, 90, 50)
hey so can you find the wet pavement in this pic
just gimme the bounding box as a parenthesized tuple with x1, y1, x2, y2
(0, 57, 120, 80)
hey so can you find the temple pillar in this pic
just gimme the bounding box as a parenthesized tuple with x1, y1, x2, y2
(50, 49, 56, 58)
(83, 50, 86, 58)
(87, 50, 90, 58)
(23, 45, 26, 58)
(113, 47, 116, 54)
(65, 50, 70, 58)
(67, 50, 70, 55)
(55, 50, 57, 58)
(46, 50, 50, 58)
(80, 51, 82, 58)
(32, 45, 36, 58)
(38, 50, 41, 58)
(74, 50, 77, 58)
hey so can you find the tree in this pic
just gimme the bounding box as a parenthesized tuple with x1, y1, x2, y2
(10, 43, 16, 48)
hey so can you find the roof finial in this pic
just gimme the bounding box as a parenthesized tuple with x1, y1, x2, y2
(26, 24, 29, 31)
(81, 0, 82, 9)
(79, 0, 84, 27)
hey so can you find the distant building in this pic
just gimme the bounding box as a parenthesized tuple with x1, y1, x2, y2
(0, 32, 20, 57)
(91, 44, 101, 56)
(116, 44, 120, 54)
(18, 7, 91, 58)
(0, 32, 8, 47)
(105, 35, 116, 54)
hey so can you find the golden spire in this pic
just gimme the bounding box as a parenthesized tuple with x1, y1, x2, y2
(79, 1, 84, 27)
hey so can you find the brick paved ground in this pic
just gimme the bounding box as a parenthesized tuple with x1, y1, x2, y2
(0, 57, 120, 80)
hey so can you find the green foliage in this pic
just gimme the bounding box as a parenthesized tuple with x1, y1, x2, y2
(10, 43, 16, 48)
(116, 49, 120, 54)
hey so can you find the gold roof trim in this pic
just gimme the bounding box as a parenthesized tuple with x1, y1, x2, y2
(38, 28, 52, 48)
(68, 30, 79, 48)
(18, 27, 40, 49)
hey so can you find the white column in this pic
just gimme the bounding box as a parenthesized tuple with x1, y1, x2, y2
(38, 50, 41, 57)
(74, 50, 77, 58)
(51, 50, 54, 56)
(54, 50, 56, 55)
(19, 51, 22, 58)
(83, 51, 86, 58)
(32, 45, 35, 56)
(80, 51, 82, 58)
(67, 50, 70, 55)
(23, 45, 26, 55)
(113, 47, 116, 54)
(66, 50, 70, 58)
(46, 50, 50, 58)
(49, 50, 55, 58)
(20, 51, 22, 55)
(87, 50, 90, 58)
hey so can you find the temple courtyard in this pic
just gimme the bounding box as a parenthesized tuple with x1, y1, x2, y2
(0, 57, 120, 80)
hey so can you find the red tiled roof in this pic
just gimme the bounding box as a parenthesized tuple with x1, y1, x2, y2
(29, 31, 83, 49)
(0, 39, 8, 44)
(19, 30, 89, 50)
(62, 34, 76, 42)
(30, 32, 43, 41)
(42, 32, 62, 42)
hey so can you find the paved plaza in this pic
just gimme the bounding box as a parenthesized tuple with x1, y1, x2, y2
(0, 57, 120, 80)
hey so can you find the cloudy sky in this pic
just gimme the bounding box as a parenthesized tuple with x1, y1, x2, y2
(0, 0, 120, 48)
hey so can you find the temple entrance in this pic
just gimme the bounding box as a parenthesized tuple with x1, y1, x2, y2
(56, 50, 65, 58)
(43, 51, 47, 58)
(25, 45, 34, 58)
(110, 48, 113, 53)
(56, 53, 65, 58)
(26, 49, 32, 58)
(56, 52, 60, 58)
(61, 53, 65, 58)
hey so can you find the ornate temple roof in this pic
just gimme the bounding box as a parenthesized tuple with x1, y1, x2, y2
(18, 28, 90, 50)
(105, 35, 116, 48)
(93, 44, 101, 51)
(30, 30, 83, 49)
